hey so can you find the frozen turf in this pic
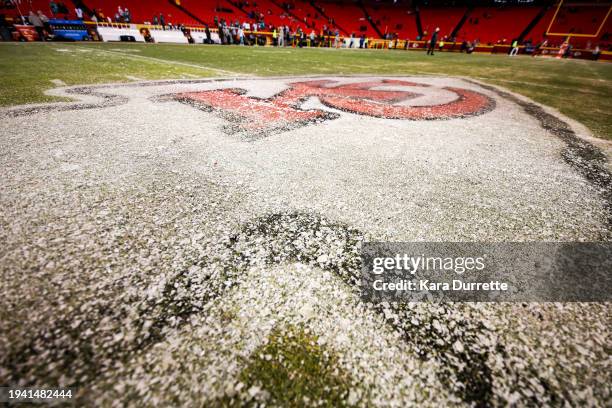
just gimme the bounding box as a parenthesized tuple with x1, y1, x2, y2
(0, 77, 610, 406)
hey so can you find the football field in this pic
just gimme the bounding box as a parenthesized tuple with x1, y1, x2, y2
(1, 43, 611, 406)
(1, 42, 611, 139)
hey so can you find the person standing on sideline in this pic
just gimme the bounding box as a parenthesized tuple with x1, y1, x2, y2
(272, 27, 277, 46)
(204, 25, 211, 44)
(278, 26, 284, 46)
(238, 26, 244, 45)
(591, 45, 601, 61)
(28, 11, 45, 41)
(510, 39, 519, 56)
(38, 10, 50, 33)
(532, 38, 547, 57)
(427, 27, 439, 55)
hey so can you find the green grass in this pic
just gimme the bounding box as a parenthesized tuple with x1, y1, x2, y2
(1, 42, 611, 139)
(232, 325, 354, 407)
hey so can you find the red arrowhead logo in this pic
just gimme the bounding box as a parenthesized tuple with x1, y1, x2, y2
(172, 79, 494, 138)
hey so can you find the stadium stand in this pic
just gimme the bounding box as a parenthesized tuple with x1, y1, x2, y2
(364, 2, 418, 39)
(178, 0, 243, 25)
(419, 6, 466, 40)
(81, 0, 199, 25)
(603, 8, 612, 44)
(230, 0, 289, 28)
(520, 3, 611, 48)
(523, 5, 556, 43)
(459, 6, 542, 45)
(315, 0, 372, 36)
(548, 3, 610, 35)
(546, 3, 611, 47)
(276, 0, 329, 30)
(8, 0, 76, 19)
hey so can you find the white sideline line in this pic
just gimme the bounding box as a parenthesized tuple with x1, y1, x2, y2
(78, 47, 245, 77)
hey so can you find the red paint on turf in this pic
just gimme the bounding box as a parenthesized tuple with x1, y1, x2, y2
(179, 89, 324, 131)
(175, 80, 493, 135)
(319, 87, 492, 119)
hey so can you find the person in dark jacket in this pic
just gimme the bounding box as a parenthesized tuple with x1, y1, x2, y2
(205, 25, 211, 44)
(427, 27, 439, 55)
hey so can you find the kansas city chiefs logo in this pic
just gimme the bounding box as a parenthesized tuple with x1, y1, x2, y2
(169, 79, 494, 138)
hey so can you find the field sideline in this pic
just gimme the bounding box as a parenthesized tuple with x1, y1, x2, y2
(1, 42, 611, 140)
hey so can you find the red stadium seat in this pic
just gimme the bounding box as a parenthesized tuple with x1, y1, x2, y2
(546, 4, 611, 48)
(419, 7, 466, 41)
(523, 6, 557, 45)
(525, 3, 611, 49)
(548, 4, 609, 36)
(279, 0, 330, 31)
(179, 0, 243, 26)
(316, 1, 371, 36)
(84, 0, 199, 26)
(365, 3, 418, 39)
(458, 6, 541, 45)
